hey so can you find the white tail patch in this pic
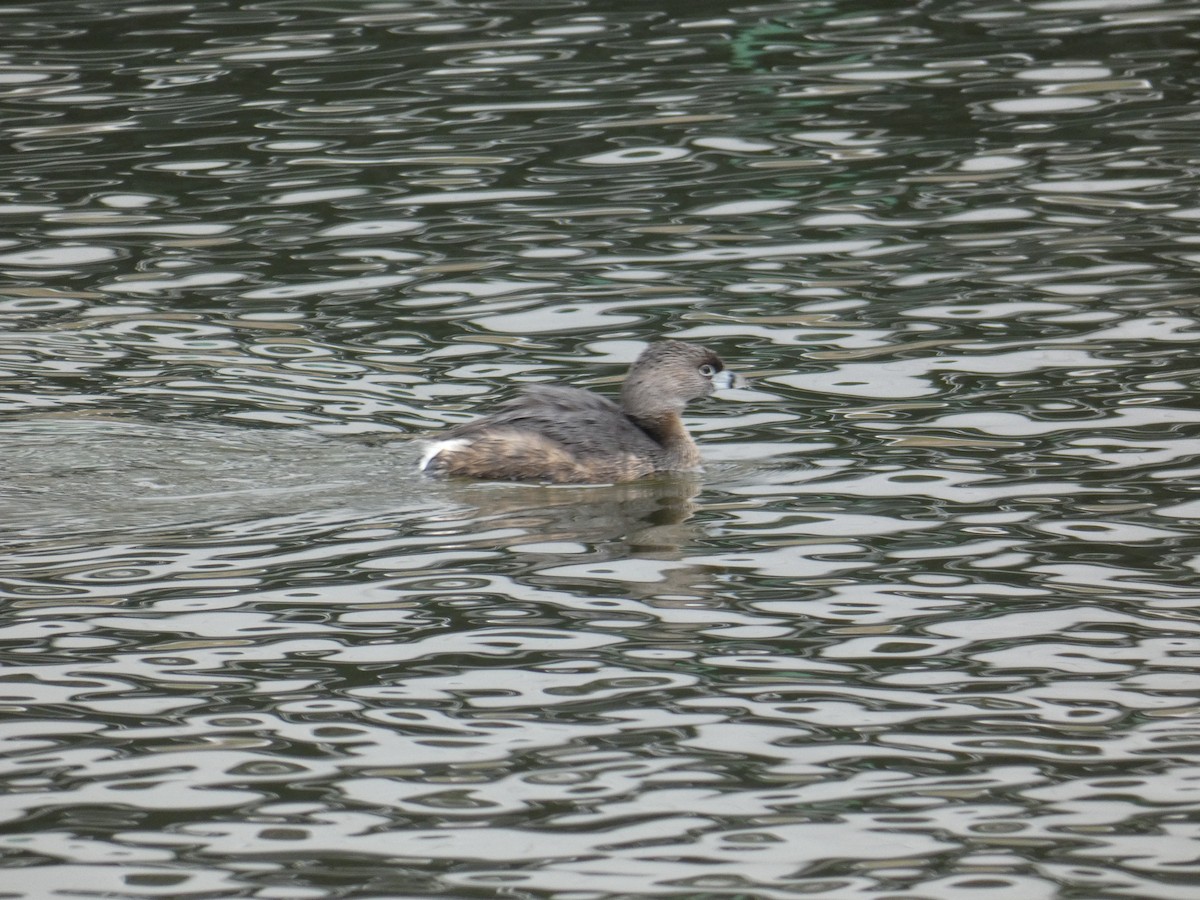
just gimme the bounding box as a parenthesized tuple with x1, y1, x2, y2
(419, 438, 471, 472)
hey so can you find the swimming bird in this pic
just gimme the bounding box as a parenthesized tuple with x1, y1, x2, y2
(419, 340, 737, 484)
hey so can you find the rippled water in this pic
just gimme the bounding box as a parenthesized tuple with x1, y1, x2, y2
(2, 1, 1200, 898)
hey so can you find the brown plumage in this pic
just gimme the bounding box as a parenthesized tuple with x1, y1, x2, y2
(419, 341, 737, 484)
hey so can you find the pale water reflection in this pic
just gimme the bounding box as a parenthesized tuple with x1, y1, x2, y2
(2, 1, 1200, 898)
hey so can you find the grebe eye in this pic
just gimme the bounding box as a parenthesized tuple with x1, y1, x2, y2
(698, 363, 717, 377)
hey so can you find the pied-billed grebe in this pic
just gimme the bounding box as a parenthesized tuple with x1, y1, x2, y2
(419, 340, 738, 484)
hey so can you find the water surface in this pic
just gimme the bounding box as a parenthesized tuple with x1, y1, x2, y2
(2, 1, 1199, 898)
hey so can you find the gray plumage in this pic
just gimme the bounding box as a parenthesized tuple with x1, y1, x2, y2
(420, 341, 736, 484)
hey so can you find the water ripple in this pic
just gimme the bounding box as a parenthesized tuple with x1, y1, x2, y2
(2, 1, 1200, 898)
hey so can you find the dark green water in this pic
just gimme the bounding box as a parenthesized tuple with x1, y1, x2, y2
(1, 2, 1199, 898)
